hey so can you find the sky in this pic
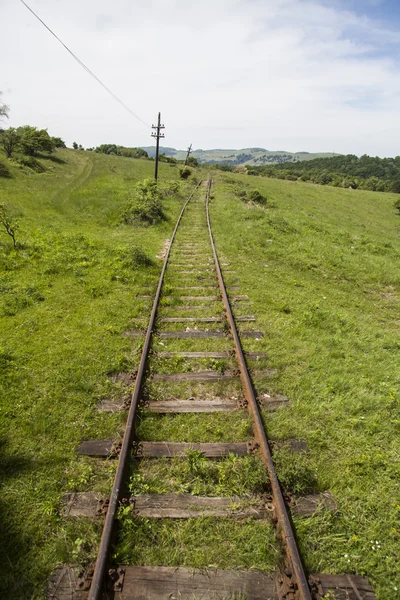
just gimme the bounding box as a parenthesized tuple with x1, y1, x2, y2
(1, 0, 400, 156)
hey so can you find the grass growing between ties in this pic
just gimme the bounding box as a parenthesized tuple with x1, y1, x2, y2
(0, 148, 191, 598)
(136, 412, 253, 443)
(209, 171, 400, 599)
(114, 516, 281, 572)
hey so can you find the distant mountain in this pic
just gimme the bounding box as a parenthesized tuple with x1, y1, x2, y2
(140, 146, 337, 166)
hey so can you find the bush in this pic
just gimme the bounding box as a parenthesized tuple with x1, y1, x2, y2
(391, 180, 400, 194)
(122, 178, 164, 224)
(247, 189, 267, 206)
(17, 155, 46, 173)
(179, 166, 192, 179)
(234, 186, 247, 199)
(159, 180, 180, 197)
(0, 161, 10, 178)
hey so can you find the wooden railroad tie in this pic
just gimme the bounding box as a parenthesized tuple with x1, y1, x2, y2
(48, 566, 377, 600)
(61, 492, 337, 520)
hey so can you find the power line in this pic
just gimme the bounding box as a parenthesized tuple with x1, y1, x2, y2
(19, 0, 150, 128)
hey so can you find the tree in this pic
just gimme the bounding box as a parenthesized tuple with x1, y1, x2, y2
(72, 142, 78, 150)
(0, 203, 19, 249)
(0, 128, 20, 158)
(391, 180, 400, 194)
(0, 92, 9, 122)
(179, 166, 192, 179)
(52, 137, 66, 148)
(187, 156, 199, 167)
(18, 126, 55, 156)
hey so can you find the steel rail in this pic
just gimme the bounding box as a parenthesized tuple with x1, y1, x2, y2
(205, 179, 312, 600)
(88, 180, 203, 600)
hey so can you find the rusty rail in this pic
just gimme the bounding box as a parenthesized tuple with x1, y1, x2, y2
(88, 180, 203, 600)
(205, 178, 312, 600)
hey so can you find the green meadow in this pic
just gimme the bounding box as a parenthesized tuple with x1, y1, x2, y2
(209, 172, 400, 599)
(0, 149, 399, 599)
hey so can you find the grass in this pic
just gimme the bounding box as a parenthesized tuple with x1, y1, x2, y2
(209, 172, 400, 599)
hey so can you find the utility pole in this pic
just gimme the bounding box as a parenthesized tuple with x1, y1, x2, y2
(151, 112, 165, 181)
(184, 143, 192, 166)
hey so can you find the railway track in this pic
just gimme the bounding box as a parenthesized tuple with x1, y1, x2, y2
(49, 180, 376, 600)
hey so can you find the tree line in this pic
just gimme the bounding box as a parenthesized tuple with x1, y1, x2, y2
(247, 154, 400, 193)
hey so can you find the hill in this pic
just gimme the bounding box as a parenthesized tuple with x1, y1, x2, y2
(140, 146, 335, 166)
(247, 153, 400, 193)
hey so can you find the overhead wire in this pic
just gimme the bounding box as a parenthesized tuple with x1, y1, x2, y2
(19, 0, 150, 128)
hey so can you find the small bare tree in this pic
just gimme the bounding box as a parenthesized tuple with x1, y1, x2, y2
(0, 203, 19, 249)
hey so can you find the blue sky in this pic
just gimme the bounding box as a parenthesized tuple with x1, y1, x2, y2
(1, 0, 400, 156)
(345, 0, 400, 22)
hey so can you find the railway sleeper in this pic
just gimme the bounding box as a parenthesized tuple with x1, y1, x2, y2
(61, 492, 337, 520)
(76, 439, 309, 458)
(47, 565, 377, 600)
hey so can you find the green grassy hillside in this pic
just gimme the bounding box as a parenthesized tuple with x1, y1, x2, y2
(210, 174, 400, 600)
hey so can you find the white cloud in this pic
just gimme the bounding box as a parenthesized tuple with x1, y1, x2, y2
(1, 0, 400, 155)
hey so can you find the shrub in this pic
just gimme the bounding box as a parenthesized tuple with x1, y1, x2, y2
(122, 178, 164, 224)
(233, 186, 247, 199)
(130, 246, 153, 268)
(0, 161, 11, 178)
(159, 180, 180, 197)
(179, 166, 192, 179)
(391, 180, 400, 194)
(17, 155, 46, 173)
(247, 189, 267, 206)
(0, 203, 19, 249)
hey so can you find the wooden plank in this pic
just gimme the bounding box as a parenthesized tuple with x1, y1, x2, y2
(240, 331, 264, 338)
(236, 315, 256, 322)
(169, 264, 213, 268)
(152, 371, 237, 382)
(159, 331, 263, 339)
(76, 438, 115, 457)
(47, 566, 87, 600)
(130, 494, 269, 519)
(270, 439, 310, 453)
(61, 492, 102, 517)
(311, 574, 377, 600)
(291, 493, 338, 517)
(137, 442, 249, 458)
(170, 287, 218, 291)
(109, 371, 135, 385)
(162, 296, 219, 301)
(59, 490, 337, 520)
(122, 330, 145, 338)
(146, 399, 238, 412)
(157, 351, 230, 358)
(97, 397, 126, 412)
(47, 567, 376, 600)
(156, 351, 265, 359)
(114, 566, 279, 600)
(161, 317, 223, 323)
(159, 331, 226, 338)
(259, 394, 289, 411)
(161, 305, 220, 311)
